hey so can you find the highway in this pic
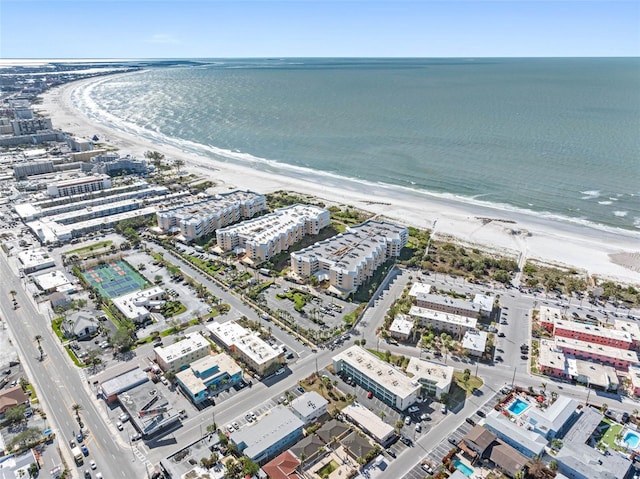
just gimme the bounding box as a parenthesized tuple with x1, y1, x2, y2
(0, 253, 143, 479)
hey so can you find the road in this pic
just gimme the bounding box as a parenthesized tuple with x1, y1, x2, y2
(0, 253, 144, 479)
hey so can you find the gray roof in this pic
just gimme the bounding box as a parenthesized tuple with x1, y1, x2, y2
(525, 396, 579, 436)
(230, 405, 304, 461)
(556, 442, 631, 479)
(290, 391, 328, 420)
(100, 368, 149, 398)
(562, 406, 602, 445)
(316, 419, 351, 444)
(484, 410, 547, 457)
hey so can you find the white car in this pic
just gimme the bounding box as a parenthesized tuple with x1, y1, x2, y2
(130, 432, 142, 441)
(408, 406, 419, 413)
(90, 460, 97, 470)
(404, 416, 411, 425)
(116, 421, 123, 430)
(226, 424, 235, 433)
(275, 368, 285, 375)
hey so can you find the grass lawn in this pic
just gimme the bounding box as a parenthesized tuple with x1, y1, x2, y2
(453, 371, 483, 396)
(600, 423, 624, 451)
(317, 460, 339, 478)
(67, 240, 113, 258)
(301, 375, 353, 414)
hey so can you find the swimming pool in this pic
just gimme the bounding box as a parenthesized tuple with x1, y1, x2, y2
(453, 460, 474, 477)
(508, 398, 530, 415)
(623, 431, 640, 449)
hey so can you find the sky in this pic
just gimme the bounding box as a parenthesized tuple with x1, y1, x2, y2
(1, 1, 638, 58)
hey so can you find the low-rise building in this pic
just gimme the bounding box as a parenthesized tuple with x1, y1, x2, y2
(552, 335, 638, 371)
(176, 353, 242, 405)
(290, 391, 328, 425)
(0, 385, 30, 415)
(33, 270, 74, 293)
(17, 248, 55, 274)
(333, 345, 420, 411)
(61, 311, 99, 340)
(229, 405, 304, 464)
(462, 330, 488, 357)
(342, 402, 395, 446)
(406, 357, 454, 400)
(408, 282, 432, 302)
(524, 396, 579, 439)
(262, 451, 301, 479)
(388, 314, 414, 341)
(99, 367, 149, 403)
(484, 409, 547, 458)
(118, 380, 180, 438)
(629, 365, 640, 397)
(154, 332, 211, 372)
(112, 286, 166, 323)
(409, 306, 477, 337)
(552, 319, 632, 350)
(411, 292, 486, 319)
(207, 321, 284, 375)
(217, 204, 330, 263)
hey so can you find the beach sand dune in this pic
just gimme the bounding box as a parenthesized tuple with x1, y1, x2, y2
(35, 76, 640, 285)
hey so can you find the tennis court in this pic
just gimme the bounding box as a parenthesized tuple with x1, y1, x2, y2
(81, 260, 149, 298)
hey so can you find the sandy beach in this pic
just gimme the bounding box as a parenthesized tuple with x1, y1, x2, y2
(36, 76, 640, 285)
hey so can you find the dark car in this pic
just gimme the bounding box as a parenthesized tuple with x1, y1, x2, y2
(621, 412, 630, 424)
(465, 417, 476, 426)
(521, 355, 528, 360)
(385, 448, 396, 458)
(498, 332, 505, 337)
(400, 436, 413, 446)
(477, 410, 486, 417)
(494, 356, 503, 362)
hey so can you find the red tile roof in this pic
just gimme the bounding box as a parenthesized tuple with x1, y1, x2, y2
(262, 450, 301, 479)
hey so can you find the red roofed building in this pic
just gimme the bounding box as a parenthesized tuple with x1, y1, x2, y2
(0, 385, 29, 414)
(262, 450, 301, 479)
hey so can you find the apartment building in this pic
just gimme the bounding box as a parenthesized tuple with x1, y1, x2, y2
(11, 117, 53, 136)
(291, 220, 407, 296)
(216, 204, 330, 263)
(176, 353, 242, 405)
(406, 357, 454, 400)
(408, 305, 477, 337)
(13, 160, 55, 179)
(333, 345, 420, 411)
(552, 336, 638, 371)
(82, 153, 149, 176)
(46, 174, 112, 197)
(462, 330, 488, 357)
(207, 321, 284, 375)
(154, 332, 211, 373)
(411, 292, 486, 319)
(157, 190, 265, 241)
(551, 319, 632, 350)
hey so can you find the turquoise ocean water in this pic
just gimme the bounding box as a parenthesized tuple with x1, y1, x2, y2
(72, 58, 640, 232)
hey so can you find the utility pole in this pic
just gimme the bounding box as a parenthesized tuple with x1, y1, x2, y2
(511, 367, 517, 388)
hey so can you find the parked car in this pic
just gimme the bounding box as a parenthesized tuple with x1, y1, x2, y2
(465, 417, 476, 426)
(408, 405, 419, 413)
(477, 410, 486, 418)
(130, 432, 142, 441)
(441, 404, 447, 414)
(448, 437, 458, 446)
(399, 436, 412, 446)
(90, 460, 97, 470)
(116, 421, 123, 431)
(521, 355, 528, 360)
(275, 368, 286, 376)
(119, 413, 130, 422)
(420, 413, 430, 421)
(404, 416, 411, 425)
(415, 423, 422, 432)
(385, 448, 396, 458)
(494, 356, 503, 362)
(621, 412, 630, 424)
(367, 391, 373, 399)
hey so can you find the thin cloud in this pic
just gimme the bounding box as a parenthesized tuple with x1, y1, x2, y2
(145, 34, 182, 45)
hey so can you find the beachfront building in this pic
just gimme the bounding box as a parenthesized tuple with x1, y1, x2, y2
(46, 174, 112, 197)
(333, 345, 420, 411)
(405, 357, 454, 400)
(156, 190, 266, 241)
(408, 305, 477, 338)
(462, 330, 488, 357)
(175, 353, 242, 404)
(538, 306, 564, 331)
(17, 248, 55, 274)
(82, 153, 149, 176)
(411, 292, 487, 319)
(341, 402, 395, 446)
(229, 405, 304, 464)
(112, 286, 166, 324)
(615, 319, 640, 349)
(291, 220, 408, 297)
(11, 117, 53, 136)
(207, 320, 284, 375)
(388, 314, 414, 341)
(552, 336, 638, 371)
(216, 204, 330, 263)
(13, 160, 54, 179)
(154, 332, 211, 372)
(290, 391, 328, 425)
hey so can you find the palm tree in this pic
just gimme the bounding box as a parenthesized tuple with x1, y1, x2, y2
(72, 403, 83, 423)
(34, 335, 43, 361)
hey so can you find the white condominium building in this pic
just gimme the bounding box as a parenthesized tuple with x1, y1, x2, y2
(409, 305, 478, 336)
(216, 204, 330, 263)
(154, 332, 211, 372)
(291, 220, 408, 296)
(156, 190, 266, 241)
(46, 174, 112, 197)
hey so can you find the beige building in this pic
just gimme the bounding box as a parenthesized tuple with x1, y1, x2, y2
(46, 174, 112, 197)
(216, 204, 330, 263)
(154, 332, 211, 372)
(291, 220, 408, 296)
(207, 321, 284, 375)
(409, 305, 477, 337)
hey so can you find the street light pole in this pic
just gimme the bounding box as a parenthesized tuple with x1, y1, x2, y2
(511, 367, 517, 388)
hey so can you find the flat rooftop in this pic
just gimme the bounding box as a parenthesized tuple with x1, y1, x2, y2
(342, 402, 395, 442)
(554, 319, 631, 343)
(413, 293, 483, 314)
(154, 332, 210, 364)
(333, 345, 420, 398)
(409, 305, 478, 329)
(389, 315, 413, 336)
(554, 336, 638, 364)
(406, 357, 454, 389)
(207, 321, 281, 365)
(408, 282, 432, 297)
(157, 190, 263, 220)
(462, 330, 488, 352)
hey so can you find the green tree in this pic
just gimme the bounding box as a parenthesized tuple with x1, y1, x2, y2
(549, 460, 559, 471)
(112, 325, 134, 352)
(240, 457, 259, 477)
(5, 404, 27, 426)
(7, 427, 41, 450)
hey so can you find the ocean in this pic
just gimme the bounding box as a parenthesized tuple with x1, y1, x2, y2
(71, 58, 640, 232)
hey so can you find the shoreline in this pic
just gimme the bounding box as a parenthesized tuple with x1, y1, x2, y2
(36, 75, 640, 285)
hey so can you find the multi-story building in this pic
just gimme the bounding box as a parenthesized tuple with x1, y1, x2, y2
(157, 190, 265, 241)
(17, 248, 55, 273)
(216, 204, 330, 263)
(176, 353, 242, 404)
(552, 336, 638, 371)
(229, 405, 304, 464)
(410, 292, 486, 319)
(551, 319, 632, 350)
(11, 117, 53, 136)
(388, 314, 414, 341)
(154, 332, 211, 373)
(629, 366, 640, 397)
(46, 174, 112, 197)
(408, 305, 477, 337)
(290, 391, 328, 425)
(207, 321, 284, 375)
(333, 345, 420, 411)
(291, 220, 408, 296)
(406, 357, 454, 400)
(462, 330, 488, 357)
(82, 153, 149, 176)
(13, 160, 55, 179)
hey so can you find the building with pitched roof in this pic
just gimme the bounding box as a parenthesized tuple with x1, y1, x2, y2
(262, 450, 301, 479)
(0, 385, 29, 414)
